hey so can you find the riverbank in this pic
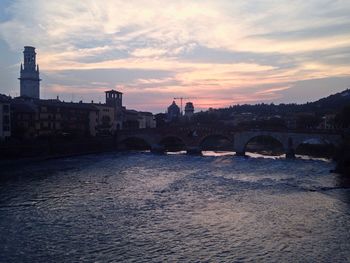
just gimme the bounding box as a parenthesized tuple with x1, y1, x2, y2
(0, 149, 118, 170)
(334, 148, 350, 175)
(334, 132, 350, 175)
(0, 136, 117, 160)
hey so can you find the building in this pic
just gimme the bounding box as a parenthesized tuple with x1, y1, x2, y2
(295, 112, 320, 129)
(105, 90, 123, 130)
(122, 110, 156, 129)
(10, 97, 98, 138)
(284, 115, 298, 130)
(0, 94, 11, 140)
(36, 100, 98, 137)
(92, 102, 116, 135)
(167, 101, 180, 121)
(123, 109, 140, 129)
(10, 86, 152, 138)
(19, 46, 41, 99)
(138, 111, 156, 129)
(9, 88, 158, 138)
(90, 89, 158, 132)
(155, 113, 167, 127)
(184, 102, 194, 119)
(318, 114, 337, 130)
(11, 97, 37, 138)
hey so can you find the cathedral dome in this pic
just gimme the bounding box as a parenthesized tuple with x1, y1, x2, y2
(167, 101, 180, 121)
(168, 101, 180, 112)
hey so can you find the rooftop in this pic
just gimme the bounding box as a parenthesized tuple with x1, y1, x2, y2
(0, 94, 11, 103)
(105, 89, 123, 94)
(37, 100, 98, 111)
(24, 46, 36, 50)
(11, 101, 37, 113)
(12, 97, 99, 111)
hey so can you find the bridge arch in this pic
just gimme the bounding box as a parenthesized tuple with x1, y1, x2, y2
(294, 137, 336, 158)
(243, 135, 285, 156)
(159, 135, 186, 152)
(199, 134, 233, 151)
(233, 131, 288, 156)
(115, 128, 343, 157)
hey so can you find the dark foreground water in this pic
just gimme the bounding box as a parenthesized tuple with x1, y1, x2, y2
(1, 152, 350, 262)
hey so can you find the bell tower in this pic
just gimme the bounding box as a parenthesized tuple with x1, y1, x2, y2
(19, 46, 41, 99)
(105, 89, 123, 129)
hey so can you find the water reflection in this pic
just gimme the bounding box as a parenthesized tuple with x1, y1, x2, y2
(0, 152, 349, 262)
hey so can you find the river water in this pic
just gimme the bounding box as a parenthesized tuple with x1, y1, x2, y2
(1, 152, 350, 262)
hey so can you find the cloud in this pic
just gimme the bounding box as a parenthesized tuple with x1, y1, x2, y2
(0, 0, 350, 112)
(3, 0, 350, 55)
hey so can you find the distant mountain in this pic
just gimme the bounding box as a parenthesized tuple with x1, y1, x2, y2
(196, 89, 350, 118)
(311, 89, 350, 112)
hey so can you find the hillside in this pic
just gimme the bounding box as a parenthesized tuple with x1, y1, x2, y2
(195, 89, 350, 119)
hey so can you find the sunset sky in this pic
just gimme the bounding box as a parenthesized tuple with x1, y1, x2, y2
(1, 0, 350, 112)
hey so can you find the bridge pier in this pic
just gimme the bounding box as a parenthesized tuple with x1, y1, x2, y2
(285, 137, 296, 159)
(285, 149, 295, 159)
(151, 144, 165, 154)
(235, 151, 246, 157)
(186, 146, 202, 155)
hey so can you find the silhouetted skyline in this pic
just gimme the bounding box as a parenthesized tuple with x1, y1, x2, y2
(0, 1, 350, 112)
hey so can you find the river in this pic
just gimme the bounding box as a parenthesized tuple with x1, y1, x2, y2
(1, 152, 350, 262)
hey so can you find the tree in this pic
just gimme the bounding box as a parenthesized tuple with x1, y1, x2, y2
(335, 105, 350, 128)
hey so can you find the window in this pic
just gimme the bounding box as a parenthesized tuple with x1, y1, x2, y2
(3, 105, 9, 113)
(3, 115, 9, 125)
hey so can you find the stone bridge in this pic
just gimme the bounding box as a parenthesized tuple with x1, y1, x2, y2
(116, 126, 343, 157)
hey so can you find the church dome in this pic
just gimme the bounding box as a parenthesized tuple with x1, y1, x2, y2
(168, 101, 180, 112)
(167, 101, 180, 121)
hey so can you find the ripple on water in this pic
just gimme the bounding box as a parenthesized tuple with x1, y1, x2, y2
(0, 152, 349, 262)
